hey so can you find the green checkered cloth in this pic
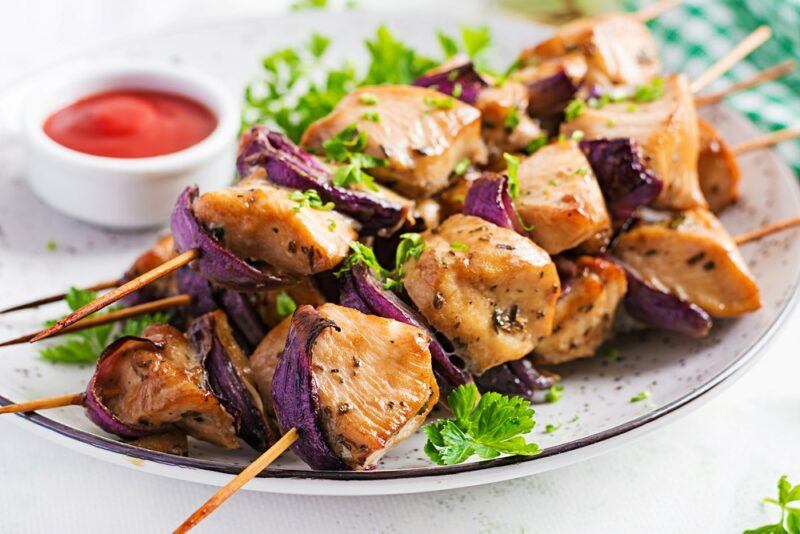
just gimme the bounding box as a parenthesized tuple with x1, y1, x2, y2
(623, 0, 800, 176)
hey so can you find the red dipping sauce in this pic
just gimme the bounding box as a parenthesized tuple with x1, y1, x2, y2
(43, 89, 217, 158)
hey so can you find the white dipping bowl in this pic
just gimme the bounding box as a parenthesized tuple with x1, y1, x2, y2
(23, 62, 239, 229)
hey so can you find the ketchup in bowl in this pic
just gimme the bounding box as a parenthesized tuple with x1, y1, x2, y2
(43, 89, 217, 158)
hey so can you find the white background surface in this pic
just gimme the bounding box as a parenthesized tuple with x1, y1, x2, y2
(0, 1, 798, 532)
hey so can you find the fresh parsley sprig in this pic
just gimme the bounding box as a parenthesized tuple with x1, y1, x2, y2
(423, 383, 541, 465)
(323, 124, 386, 192)
(39, 288, 170, 364)
(745, 475, 800, 534)
(384, 233, 426, 291)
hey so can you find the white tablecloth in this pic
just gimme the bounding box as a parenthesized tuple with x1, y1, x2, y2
(1, 2, 797, 532)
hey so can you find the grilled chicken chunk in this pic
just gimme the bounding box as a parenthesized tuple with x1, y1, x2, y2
(534, 256, 627, 365)
(519, 13, 660, 86)
(301, 85, 487, 199)
(562, 74, 706, 210)
(123, 234, 178, 301)
(250, 317, 292, 420)
(516, 140, 612, 254)
(96, 324, 238, 448)
(403, 214, 560, 375)
(614, 209, 760, 317)
(698, 118, 741, 212)
(311, 303, 438, 470)
(193, 174, 357, 276)
(476, 81, 545, 161)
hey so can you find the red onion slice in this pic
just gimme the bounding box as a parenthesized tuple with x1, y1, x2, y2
(237, 127, 408, 235)
(474, 358, 558, 400)
(413, 61, 488, 105)
(271, 305, 348, 470)
(463, 172, 526, 235)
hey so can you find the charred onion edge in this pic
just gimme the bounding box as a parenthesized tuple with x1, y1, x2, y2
(171, 185, 293, 291)
(237, 127, 408, 236)
(342, 263, 471, 390)
(188, 312, 275, 452)
(579, 138, 663, 224)
(526, 69, 580, 118)
(474, 359, 558, 401)
(412, 60, 488, 105)
(217, 289, 267, 354)
(618, 263, 713, 338)
(463, 171, 526, 235)
(271, 305, 348, 470)
(84, 336, 166, 439)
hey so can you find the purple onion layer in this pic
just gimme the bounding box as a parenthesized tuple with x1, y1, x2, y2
(579, 139, 663, 223)
(218, 289, 267, 354)
(237, 127, 407, 235)
(463, 172, 526, 235)
(412, 61, 488, 105)
(171, 185, 291, 292)
(271, 305, 348, 470)
(622, 267, 712, 338)
(189, 312, 275, 451)
(526, 70, 579, 119)
(474, 359, 558, 401)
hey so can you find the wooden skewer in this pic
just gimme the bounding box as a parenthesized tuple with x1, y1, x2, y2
(174, 428, 299, 534)
(634, 0, 683, 22)
(0, 294, 191, 348)
(30, 249, 199, 344)
(0, 279, 120, 315)
(730, 129, 800, 156)
(695, 60, 795, 107)
(735, 216, 800, 246)
(0, 393, 84, 415)
(690, 26, 772, 94)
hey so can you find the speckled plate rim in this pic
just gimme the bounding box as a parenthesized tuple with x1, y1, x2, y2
(1, 12, 799, 496)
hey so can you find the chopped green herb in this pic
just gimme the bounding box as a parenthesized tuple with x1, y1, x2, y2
(744, 475, 800, 534)
(335, 242, 390, 280)
(450, 241, 469, 253)
(323, 124, 386, 192)
(424, 96, 455, 110)
(503, 153, 521, 199)
(544, 421, 561, 434)
(602, 347, 620, 361)
(46, 241, 57, 252)
(453, 157, 471, 176)
(626, 103, 639, 112)
(564, 98, 586, 121)
(632, 76, 664, 102)
(328, 220, 337, 231)
(289, 189, 335, 212)
(570, 130, 585, 142)
(630, 391, 650, 403)
(524, 135, 548, 155)
(358, 92, 378, 105)
(504, 107, 520, 130)
(290, 0, 328, 10)
(423, 383, 540, 465)
(452, 82, 463, 99)
(385, 233, 426, 291)
(545, 384, 564, 404)
(40, 288, 170, 365)
(308, 33, 331, 58)
(572, 166, 589, 176)
(606, 118, 617, 127)
(548, 178, 560, 187)
(436, 31, 460, 58)
(275, 291, 298, 318)
(361, 111, 380, 122)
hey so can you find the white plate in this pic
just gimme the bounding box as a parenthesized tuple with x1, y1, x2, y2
(0, 10, 798, 496)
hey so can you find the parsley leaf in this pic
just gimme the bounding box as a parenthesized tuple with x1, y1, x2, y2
(745, 475, 800, 534)
(504, 107, 520, 130)
(630, 391, 650, 403)
(564, 98, 586, 121)
(275, 291, 298, 318)
(503, 152, 521, 199)
(450, 241, 469, 252)
(323, 124, 386, 192)
(424, 96, 455, 110)
(289, 189, 335, 211)
(423, 383, 541, 465)
(361, 26, 439, 86)
(633, 76, 664, 103)
(453, 157, 471, 176)
(290, 0, 328, 10)
(524, 135, 548, 155)
(385, 233, 426, 291)
(39, 287, 171, 365)
(335, 242, 391, 280)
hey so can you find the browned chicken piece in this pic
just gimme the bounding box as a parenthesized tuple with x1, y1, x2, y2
(95, 324, 239, 449)
(477, 81, 545, 162)
(698, 118, 741, 213)
(254, 278, 326, 328)
(403, 214, 560, 375)
(614, 208, 760, 317)
(516, 140, 612, 254)
(438, 176, 471, 218)
(193, 174, 357, 276)
(250, 316, 292, 420)
(311, 303, 438, 470)
(518, 13, 660, 86)
(513, 51, 588, 87)
(534, 256, 627, 365)
(301, 85, 487, 199)
(128, 430, 189, 456)
(124, 234, 178, 298)
(562, 74, 706, 210)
